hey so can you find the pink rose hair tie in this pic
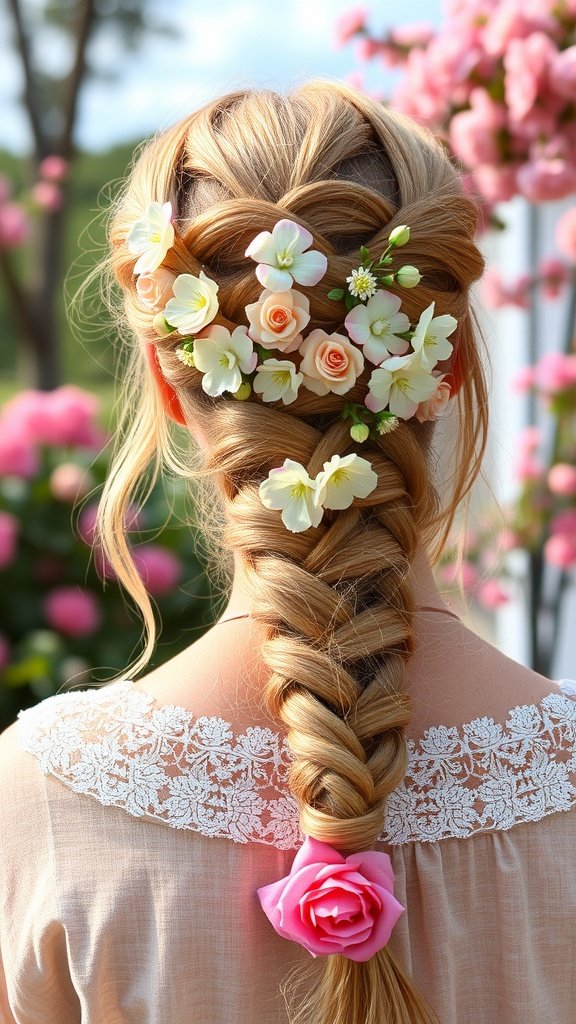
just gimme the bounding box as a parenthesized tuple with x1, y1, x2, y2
(257, 836, 404, 961)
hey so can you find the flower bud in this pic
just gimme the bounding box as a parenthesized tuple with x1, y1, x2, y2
(176, 342, 195, 368)
(233, 382, 252, 401)
(396, 265, 421, 288)
(152, 313, 176, 337)
(350, 422, 370, 443)
(388, 225, 410, 247)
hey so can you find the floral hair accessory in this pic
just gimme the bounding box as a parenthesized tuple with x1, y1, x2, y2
(245, 218, 328, 292)
(259, 453, 377, 533)
(257, 835, 404, 961)
(127, 201, 174, 275)
(162, 271, 219, 335)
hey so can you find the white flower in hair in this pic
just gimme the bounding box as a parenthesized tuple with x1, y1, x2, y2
(410, 301, 457, 368)
(163, 271, 219, 334)
(366, 350, 439, 420)
(245, 219, 328, 292)
(346, 266, 378, 301)
(259, 459, 323, 533)
(127, 201, 174, 274)
(193, 325, 257, 397)
(253, 359, 303, 406)
(345, 289, 411, 364)
(314, 453, 378, 511)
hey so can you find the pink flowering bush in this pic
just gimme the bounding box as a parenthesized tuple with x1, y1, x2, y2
(0, 387, 213, 730)
(337, 1, 576, 208)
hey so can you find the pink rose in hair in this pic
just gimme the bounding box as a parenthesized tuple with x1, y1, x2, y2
(43, 586, 102, 637)
(136, 268, 177, 310)
(246, 289, 310, 352)
(0, 512, 18, 569)
(257, 836, 404, 961)
(299, 330, 364, 396)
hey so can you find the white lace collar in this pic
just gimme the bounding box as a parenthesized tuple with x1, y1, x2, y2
(16, 677, 576, 849)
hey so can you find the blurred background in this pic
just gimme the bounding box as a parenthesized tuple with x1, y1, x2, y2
(1, 0, 575, 728)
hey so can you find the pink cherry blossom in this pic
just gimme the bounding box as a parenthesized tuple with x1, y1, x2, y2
(0, 511, 19, 569)
(534, 352, 576, 394)
(548, 464, 576, 497)
(134, 544, 182, 595)
(356, 37, 381, 61)
(477, 578, 511, 609)
(0, 203, 30, 247)
(517, 158, 576, 202)
(551, 45, 576, 100)
(334, 8, 367, 46)
(472, 164, 520, 204)
(550, 509, 576, 538)
(450, 89, 507, 168)
(515, 453, 543, 483)
(39, 155, 68, 181)
(43, 586, 102, 636)
(538, 257, 569, 299)
(544, 533, 576, 569)
(31, 181, 63, 212)
(518, 425, 541, 454)
(390, 22, 434, 48)
(510, 365, 536, 393)
(482, 269, 532, 310)
(504, 32, 556, 123)
(555, 207, 576, 262)
(439, 559, 479, 590)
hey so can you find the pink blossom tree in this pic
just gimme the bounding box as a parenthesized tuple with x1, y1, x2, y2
(337, 1, 576, 675)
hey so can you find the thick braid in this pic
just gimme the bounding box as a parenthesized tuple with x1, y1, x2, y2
(106, 83, 488, 1024)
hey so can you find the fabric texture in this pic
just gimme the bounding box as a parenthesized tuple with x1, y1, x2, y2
(1, 677, 576, 1023)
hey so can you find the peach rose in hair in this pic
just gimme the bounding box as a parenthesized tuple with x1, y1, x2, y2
(136, 268, 177, 310)
(414, 378, 452, 423)
(299, 329, 364, 396)
(246, 289, 310, 352)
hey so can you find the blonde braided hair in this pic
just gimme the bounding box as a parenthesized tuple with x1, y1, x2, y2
(99, 81, 488, 1023)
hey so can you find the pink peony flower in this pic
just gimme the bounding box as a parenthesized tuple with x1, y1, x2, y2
(0, 511, 19, 569)
(0, 203, 30, 248)
(134, 544, 182, 595)
(31, 181, 62, 212)
(0, 632, 10, 672)
(477, 578, 511, 609)
(50, 462, 93, 502)
(535, 352, 576, 394)
(246, 288, 310, 352)
(45, 386, 102, 447)
(538, 257, 569, 299)
(299, 330, 364, 396)
(551, 45, 576, 100)
(555, 207, 576, 262)
(548, 464, 576, 497)
(257, 835, 404, 961)
(517, 158, 576, 202)
(0, 426, 39, 478)
(39, 155, 68, 181)
(136, 268, 177, 310)
(334, 8, 367, 46)
(43, 586, 102, 636)
(544, 533, 576, 569)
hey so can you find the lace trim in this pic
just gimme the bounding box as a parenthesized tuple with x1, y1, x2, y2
(16, 678, 576, 850)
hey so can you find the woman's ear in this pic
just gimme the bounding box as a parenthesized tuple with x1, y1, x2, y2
(143, 342, 187, 426)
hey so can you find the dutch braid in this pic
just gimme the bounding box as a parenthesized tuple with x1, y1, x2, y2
(103, 81, 489, 1023)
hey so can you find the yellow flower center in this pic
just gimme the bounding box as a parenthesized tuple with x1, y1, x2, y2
(290, 481, 309, 501)
(219, 351, 237, 368)
(191, 294, 207, 311)
(150, 231, 161, 243)
(330, 468, 350, 486)
(372, 319, 388, 337)
(272, 370, 291, 387)
(277, 249, 294, 268)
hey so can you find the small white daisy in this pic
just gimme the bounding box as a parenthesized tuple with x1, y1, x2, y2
(346, 266, 378, 301)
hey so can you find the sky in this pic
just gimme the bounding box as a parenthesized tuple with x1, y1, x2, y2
(0, 0, 441, 153)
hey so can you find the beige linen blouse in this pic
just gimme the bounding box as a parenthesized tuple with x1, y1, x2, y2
(1, 675, 576, 1024)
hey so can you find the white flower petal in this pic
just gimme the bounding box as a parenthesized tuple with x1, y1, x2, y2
(273, 219, 313, 254)
(245, 230, 276, 263)
(259, 459, 321, 533)
(291, 249, 328, 286)
(256, 264, 293, 292)
(315, 453, 378, 510)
